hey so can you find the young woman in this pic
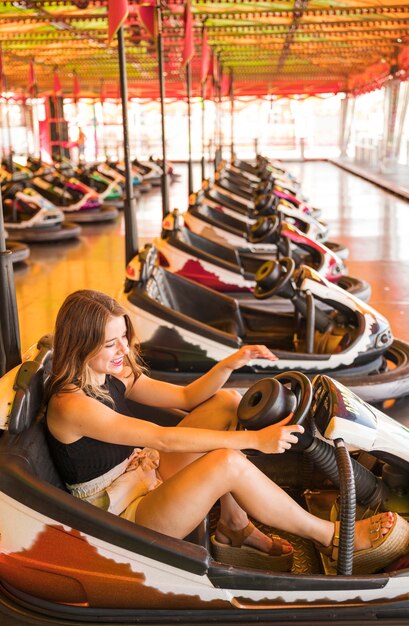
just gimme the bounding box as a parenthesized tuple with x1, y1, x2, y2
(45, 289, 409, 574)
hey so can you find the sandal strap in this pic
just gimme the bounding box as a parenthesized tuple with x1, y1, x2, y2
(369, 513, 386, 547)
(327, 514, 395, 561)
(216, 521, 255, 548)
(331, 520, 341, 562)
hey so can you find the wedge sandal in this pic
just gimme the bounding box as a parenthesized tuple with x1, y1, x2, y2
(318, 512, 409, 575)
(210, 520, 294, 572)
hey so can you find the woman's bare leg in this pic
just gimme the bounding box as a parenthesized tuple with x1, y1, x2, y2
(158, 390, 284, 553)
(158, 389, 241, 479)
(136, 448, 333, 545)
(135, 449, 395, 553)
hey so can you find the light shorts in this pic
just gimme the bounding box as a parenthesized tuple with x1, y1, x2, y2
(67, 447, 162, 520)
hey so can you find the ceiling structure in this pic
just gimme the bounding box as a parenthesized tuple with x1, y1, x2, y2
(0, 0, 409, 100)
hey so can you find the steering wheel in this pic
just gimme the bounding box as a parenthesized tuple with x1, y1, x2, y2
(248, 215, 281, 244)
(237, 371, 313, 430)
(2, 182, 24, 199)
(254, 257, 295, 300)
(254, 193, 279, 215)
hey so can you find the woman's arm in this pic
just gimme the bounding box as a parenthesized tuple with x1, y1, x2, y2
(48, 390, 301, 455)
(125, 345, 278, 411)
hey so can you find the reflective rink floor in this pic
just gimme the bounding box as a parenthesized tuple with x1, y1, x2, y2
(11, 160, 409, 424)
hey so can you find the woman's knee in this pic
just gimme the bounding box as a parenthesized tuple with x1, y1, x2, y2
(213, 388, 242, 412)
(206, 448, 245, 478)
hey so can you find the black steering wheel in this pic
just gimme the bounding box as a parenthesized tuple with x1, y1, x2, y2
(254, 193, 280, 215)
(237, 371, 313, 430)
(254, 257, 295, 300)
(248, 215, 281, 244)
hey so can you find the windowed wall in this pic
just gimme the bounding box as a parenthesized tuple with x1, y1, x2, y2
(346, 82, 409, 168)
(3, 85, 408, 171)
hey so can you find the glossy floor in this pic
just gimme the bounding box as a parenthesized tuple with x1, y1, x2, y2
(11, 160, 409, 423)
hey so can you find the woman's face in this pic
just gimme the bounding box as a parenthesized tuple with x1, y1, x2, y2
(87, 315, 129, 382)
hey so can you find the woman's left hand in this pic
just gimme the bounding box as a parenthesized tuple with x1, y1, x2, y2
(220, 345, 278, 372)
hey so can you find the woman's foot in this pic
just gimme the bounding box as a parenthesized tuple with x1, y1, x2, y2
(318, 511, 409, 575)
(211, 519, 294, 571)
(215, 520, 292, 555)
(353, 512, 394, 552)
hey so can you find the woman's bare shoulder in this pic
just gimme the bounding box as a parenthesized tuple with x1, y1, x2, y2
(114, 366, 138, 394)
(48, 386, 87, 414)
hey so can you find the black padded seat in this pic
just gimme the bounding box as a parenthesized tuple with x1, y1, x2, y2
(146, 267, 246, 338)
(0, 343, 210, 550)
(3, 417, 68, 491)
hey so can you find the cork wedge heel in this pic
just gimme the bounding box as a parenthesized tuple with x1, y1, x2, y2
(210, 520, 294, 572)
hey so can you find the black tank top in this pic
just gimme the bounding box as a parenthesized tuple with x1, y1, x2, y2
(46, 376, 136, 484)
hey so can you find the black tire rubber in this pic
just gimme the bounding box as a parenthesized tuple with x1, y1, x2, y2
(5, 222, 81, 243)
(332, 339, 409, 403)
(325, 241, 349, 260)
(336, 276, 371, 302)
(7, 241, 30, 264)
(64, 206, 119, 223)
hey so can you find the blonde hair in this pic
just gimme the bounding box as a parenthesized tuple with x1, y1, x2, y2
(45, 290, 145, 404)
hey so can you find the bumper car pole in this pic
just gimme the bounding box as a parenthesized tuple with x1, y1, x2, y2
(117, 25, 139, 265)
(156, 0, 170, 218)
(0, 187, 21, 376)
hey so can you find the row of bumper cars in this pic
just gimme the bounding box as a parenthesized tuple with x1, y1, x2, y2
(0, 156, 408, 622)
(72, 163, 124, 209)
(1, 170, 81, 243)
(122, 242, 409, 403)
(155, 210, 371, 305)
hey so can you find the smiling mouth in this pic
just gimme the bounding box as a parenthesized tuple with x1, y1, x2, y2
(111, 358, 124, 366)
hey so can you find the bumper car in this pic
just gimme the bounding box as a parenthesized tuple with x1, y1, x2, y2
(1, 178, 81, 243)
(23, 159, 119, 223)
(193, 182, 330, 246)
(229, 156, 300, 187)
(149, 155, 182, 183)
(132, 158, 162, 187)
(224, 157, 324, 218)
(0, 341, 408, 624)
(214, 164, 312, 213)
(155, 210, 370, 305)
(106, 159, 151, 192)
(94, 161, 140, 198)
(122, 244, 409, 403)
(183, 200, 347, 261)
(73, 163, 124, 209)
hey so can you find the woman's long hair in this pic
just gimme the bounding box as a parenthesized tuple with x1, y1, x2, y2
(45, 290, 145, 404)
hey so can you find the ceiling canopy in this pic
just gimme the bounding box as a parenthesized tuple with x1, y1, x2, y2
(0, 0, 408, 99)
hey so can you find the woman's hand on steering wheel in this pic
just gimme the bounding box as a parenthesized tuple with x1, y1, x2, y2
(255, 420, 304, 455)
(220, 345, 278, 372)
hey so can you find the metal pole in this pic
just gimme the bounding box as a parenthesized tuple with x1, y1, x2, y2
(0, 186, 21, 376)
(201, 80, 206, 180)
(23, 98, 32, 157)
(100, 79, 108, 159)
(339, 94, 350, 158)
(2, 74, 14, 173)
(186, 62, 193, 195)
(230, 69, 234, 161)
(52, 71, 64, 162)
(117, 25, 139, 266)
(381, 78, 400, 174)
(215, 54, 222, 169)
(93, 99, 99, 161)
(156, 0, 169, 217)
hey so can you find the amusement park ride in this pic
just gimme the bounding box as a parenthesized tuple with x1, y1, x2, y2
(0, 1, 409, 624)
